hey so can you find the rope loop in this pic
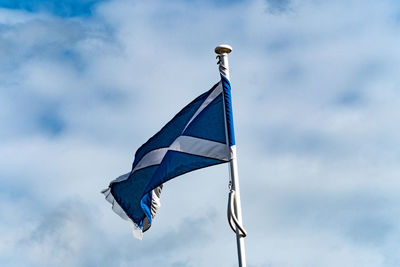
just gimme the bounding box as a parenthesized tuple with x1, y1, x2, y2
(227, 189, 247, 237)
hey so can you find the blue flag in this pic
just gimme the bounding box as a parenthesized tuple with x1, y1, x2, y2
(102, 75, 235, 239)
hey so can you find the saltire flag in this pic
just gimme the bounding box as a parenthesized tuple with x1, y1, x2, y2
(102, 75, 236, 239)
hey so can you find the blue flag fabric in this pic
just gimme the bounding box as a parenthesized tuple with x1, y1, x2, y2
(103, 76, 235, 239)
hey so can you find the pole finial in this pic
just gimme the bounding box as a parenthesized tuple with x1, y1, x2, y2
(215, 44, 232, 54)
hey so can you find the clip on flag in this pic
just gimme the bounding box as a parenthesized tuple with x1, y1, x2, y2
(102, 45, 247, 266)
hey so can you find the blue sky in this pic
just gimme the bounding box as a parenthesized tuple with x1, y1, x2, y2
(1, 0, 400, 266)
(0, 0, 105, 17)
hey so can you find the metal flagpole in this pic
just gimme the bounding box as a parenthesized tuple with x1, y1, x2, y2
(215, 44, 247, 267)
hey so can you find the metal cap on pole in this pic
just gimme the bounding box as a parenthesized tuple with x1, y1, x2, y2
(215, 44, 247, 267)
(215, 44, 232, 54)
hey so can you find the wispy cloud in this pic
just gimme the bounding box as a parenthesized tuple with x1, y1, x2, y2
(1, 0, 400, 266)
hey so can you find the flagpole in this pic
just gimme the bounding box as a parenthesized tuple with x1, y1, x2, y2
(215, 45, 247, 267)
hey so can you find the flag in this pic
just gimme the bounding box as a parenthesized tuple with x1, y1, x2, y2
(102, 75, 235, 239)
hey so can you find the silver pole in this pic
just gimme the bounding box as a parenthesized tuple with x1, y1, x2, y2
(215, 44, 247, 267)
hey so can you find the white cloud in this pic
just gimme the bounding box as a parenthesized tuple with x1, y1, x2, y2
(1, 0, 400, 266)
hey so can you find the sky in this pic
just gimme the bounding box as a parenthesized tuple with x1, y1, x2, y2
(1, 0, 400, 266)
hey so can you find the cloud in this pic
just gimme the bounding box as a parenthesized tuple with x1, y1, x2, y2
(265, 0, 291, 14)
(1, 0, 400, 266)
(21, 200, 93, 266)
